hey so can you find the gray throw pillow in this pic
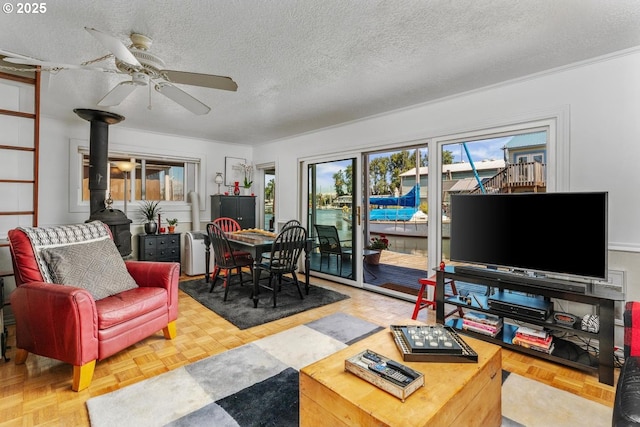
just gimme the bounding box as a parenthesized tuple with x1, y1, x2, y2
(40, 238, 138, 300)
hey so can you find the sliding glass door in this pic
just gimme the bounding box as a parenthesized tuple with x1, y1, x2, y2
(361, 146, 429, 298)
(305, 156, 361, 285)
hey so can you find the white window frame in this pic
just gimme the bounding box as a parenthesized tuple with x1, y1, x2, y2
(68, 138, 206, 214)
(427, 110, 570, 274)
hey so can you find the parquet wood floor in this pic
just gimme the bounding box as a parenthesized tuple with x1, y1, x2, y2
(0, 275, 617, 426)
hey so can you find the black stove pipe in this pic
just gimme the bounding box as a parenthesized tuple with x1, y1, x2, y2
(74, 109, 125, 214)
(74, 109, 133, 257)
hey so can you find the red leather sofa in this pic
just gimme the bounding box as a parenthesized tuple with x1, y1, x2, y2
(8, 221, 179, 391)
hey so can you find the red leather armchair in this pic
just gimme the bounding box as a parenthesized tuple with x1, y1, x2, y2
(8, 221, 180, 391)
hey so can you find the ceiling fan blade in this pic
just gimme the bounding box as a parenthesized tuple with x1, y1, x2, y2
(0, 50, 68, 70)
(155, 82, 211, 115)
(0, 48, 41, 61)
(2, 56, 111, 71)
(161, 70, 238, 91)
(85, 27, 141, 68)
(3, 56, 66, 67)
(98, 81, 138, 106)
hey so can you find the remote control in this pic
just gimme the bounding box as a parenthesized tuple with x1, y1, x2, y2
(368, 363, 412, 385)
(385, 359, 417, 380)
(362, 351, 382, 363)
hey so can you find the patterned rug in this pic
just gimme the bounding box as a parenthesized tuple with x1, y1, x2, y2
(501, 370, 612, 427)
(86, 312, 612, 427)
(178, 277, 350, 329)
(86, 313, 383, 426)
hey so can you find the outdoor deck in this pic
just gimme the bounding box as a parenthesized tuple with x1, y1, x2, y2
(309, 250, 486, 298)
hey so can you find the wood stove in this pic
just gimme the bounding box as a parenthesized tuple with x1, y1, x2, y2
(74, 109, 133, 257)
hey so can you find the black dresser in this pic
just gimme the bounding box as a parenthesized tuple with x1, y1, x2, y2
(138, 233, 181, 263)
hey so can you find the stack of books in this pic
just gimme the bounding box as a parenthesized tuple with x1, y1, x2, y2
(512, 326, 554, 354)
(462, 311, 503, 338)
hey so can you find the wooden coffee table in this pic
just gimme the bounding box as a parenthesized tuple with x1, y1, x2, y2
(300, 326, 502, 427)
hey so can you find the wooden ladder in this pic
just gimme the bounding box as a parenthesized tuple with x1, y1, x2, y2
(0, 67, 40, 341)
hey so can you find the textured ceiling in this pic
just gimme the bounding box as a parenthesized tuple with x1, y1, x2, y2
(1, 0, 639, 145)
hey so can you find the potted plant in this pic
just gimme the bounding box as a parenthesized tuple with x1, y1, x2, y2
(166, 218, 178, 233)
(365, 234, 389, 265)
(138, 200, 161, 234)
(238, 162, 253, 195)
(243, 176, 253, 193)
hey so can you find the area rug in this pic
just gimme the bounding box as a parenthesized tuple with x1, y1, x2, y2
(87, 313, 612, 427)
(178, 277, 350, 329)
(501, 370, 611, 427)
(86, 312, 383, 427)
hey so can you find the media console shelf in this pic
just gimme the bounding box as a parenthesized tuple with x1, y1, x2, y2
(435, 266, 624, 385)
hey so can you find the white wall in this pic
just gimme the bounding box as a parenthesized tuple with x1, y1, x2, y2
(253, 49, 640, 304)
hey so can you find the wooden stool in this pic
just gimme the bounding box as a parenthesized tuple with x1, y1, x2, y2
(412, 275, 464, 321)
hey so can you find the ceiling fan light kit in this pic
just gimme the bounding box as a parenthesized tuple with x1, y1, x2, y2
(131, 72, 148, 86)
(1, 27, 237, 115)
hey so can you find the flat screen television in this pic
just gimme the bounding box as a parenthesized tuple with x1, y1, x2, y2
(449, 192, 608, 281)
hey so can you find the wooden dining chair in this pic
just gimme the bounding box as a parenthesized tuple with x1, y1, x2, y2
(206, 222, 254, 300)
(213, 217, 242, 233)
(210, 217, 252, 285)
(255, 225, 307, 307)
(263, 219, 302, 262)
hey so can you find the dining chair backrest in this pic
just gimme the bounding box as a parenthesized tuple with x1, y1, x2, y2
(280, 219, 301, 232)
(212, 217, 242, 233)
(268, 225, 307, 273)
(207, 222, 238, 269)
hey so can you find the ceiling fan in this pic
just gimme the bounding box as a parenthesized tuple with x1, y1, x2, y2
(0, 27, 238, 115)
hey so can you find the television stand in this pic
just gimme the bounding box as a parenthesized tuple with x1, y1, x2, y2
(436, 266, 624, 385)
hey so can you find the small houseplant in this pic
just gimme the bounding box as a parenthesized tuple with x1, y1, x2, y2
(138, 200, 161, 234)
(367, 234, 390, 250)
(166, 218, 178, 233)
(237, 162, 253, 194)
(243, 176, 253, 190)
(365, 234, 389, 265)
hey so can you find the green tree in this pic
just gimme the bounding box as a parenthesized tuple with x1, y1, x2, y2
(265, 178, 275, 201)
(369, 157, 390, 195)
(333, 170, 346, 196)
(344, 164, 353, 194)
(443, 150, 454, 164)
(389, 150, 414, 191)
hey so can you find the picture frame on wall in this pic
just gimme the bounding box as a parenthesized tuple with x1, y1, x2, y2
(224, 156, 246, 186)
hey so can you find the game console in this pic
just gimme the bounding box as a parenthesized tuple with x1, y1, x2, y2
(488, 291, 553, 321)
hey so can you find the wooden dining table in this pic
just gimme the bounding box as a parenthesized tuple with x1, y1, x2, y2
(204, 230, 313, 308)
